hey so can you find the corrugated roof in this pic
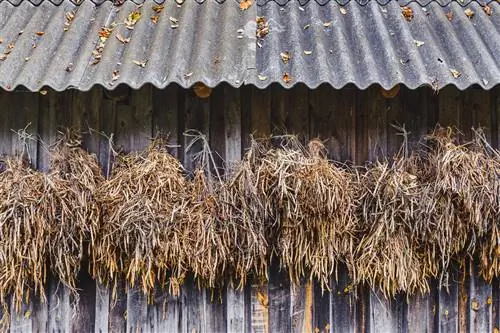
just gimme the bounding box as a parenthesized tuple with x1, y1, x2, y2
(0, 0, 498, 91)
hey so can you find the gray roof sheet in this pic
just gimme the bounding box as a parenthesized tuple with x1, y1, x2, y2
(0, 0, 498, 91)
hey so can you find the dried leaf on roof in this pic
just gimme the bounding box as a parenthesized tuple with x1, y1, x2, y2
(258, 74, 267, 81)
(323, 21, 332, 27)
(125, 10, 141, 29)
(414, 40, 425, 47)
(283, 72, 292, 84)
(464, 8, 475, 19)
(133, 60, 147, 68)
(36, 32, 44, 36)
(304, 50, 312, 55)
(256, 16, 269, 39)
(280, 51, 290, 64)
(151, 16, 159, 24)
(483, 6, 492, 16)
(450, 68, 461, 78)
(152, 4, 165, 13)
(402, 6, 414, 22)
(64, 11, 75, 32)
(170, 17, 179, 29)
(116, 34, 130, 44)
(240, 0, 252, 10)
(340, 8, 347, 15)
(446, 12, 453, 21)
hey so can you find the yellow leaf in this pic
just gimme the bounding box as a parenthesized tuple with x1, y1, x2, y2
(240, 0, 252, 10)
(471, 299, 479, 311)
(258, 74, 267, 81)
(414, 40, 425, 47)
(151, 15, 159, 24)
(450, 68, 461, 78)
(133, 60, 147, 68)
(340, 8, 347, 15)
(464, 8, 474, 19)
(152, 4, 164, 13)
(280, 51, 290, 64)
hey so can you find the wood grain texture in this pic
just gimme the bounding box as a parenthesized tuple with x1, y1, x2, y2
(0, 85, 497, 333)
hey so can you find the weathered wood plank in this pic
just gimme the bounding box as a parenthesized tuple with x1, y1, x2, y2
(438, 86, 462, 128)
(153, 85, 179, 157)
(437, 283, 459, 333)
(268, 264, 291, 333)
(290, 281, 313, 333)
(468, 263, 493, 333)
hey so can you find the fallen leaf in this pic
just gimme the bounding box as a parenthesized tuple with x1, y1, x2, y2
(256, 16, 269, 39)
(125, 10, 141, 28)
(184, 72, 193, 78)
(237, 35, 243, 39)
(446, 12, 453, 21)
(464, 8, 474, 19)
(471, 299, 479, 311)
(176, 0, 184, 4)
(39, 90, 48, 95)
(25, 57, 30, 62)
(402, 6, 414, 21)
(258, 74, 267, 81)
(36, 31, 44, 36)
(7, 43, 14, 50)
(66, 63, 73, 72)
(450, 68, 461, 78)
(133, 59, 147, 68)
(303, 24, 310, 30)
(280, 51, 290, 64)
(170, 16, 179, 28)
(304, 50, 312, 55)
(323, 21, 332, 27)
(237, 28, 244, 34)
(299, 7, 304, 12)
(340, 8, 347, 15)
(32, 43, 36, 49)
(24, 311, 31, 319)
(112, 69, 120, 82)
(193, 82, 212, 98)
(151, 15, 159, 24)
(282, 72, 292, 84)
(18, 30, 24, 36)
(483, 5, 492, 16)
(152, 4, 165, 13)
(414, 40, 425, 47)
(0, 54, 6, 61)
(240, 0, 252, 10)
(116, 34, 130, 44)
(98, 25, 114, 41)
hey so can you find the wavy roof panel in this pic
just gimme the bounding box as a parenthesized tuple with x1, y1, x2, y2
(0, 0, 498, 91)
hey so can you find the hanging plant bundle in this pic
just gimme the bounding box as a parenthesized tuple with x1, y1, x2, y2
(218, 139, 271, 287)
(260, 138, 357, 287)
(44, 131, 104, 293)
(181, 169, 231, 289)
(354, 156, 436, 297)
(0, 156, 48, 311)
(418, 128, 500, 281)
(93, 140, 188, 296)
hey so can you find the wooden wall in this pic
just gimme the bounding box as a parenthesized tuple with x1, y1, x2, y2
(0, 83, 499, 333)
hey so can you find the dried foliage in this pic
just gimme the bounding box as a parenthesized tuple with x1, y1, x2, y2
(44, 131, 104, 293)
(92, 139, 188, 297)
(354, 156, 436, 297)
(418, 128, 500, 283)
(0, 156, 48, 311)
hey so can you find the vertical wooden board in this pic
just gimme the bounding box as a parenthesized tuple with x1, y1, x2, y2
(467, 88, 492, 140)
(250, 285, 269, 333)
(385, 88, 403, 158)
(492, 87, 499, 149)
(268, 265, 291, 333)
(406, 290, 437, 333)
(95, 283, 110, 333)
(180, 279, 202, 333)
(209, 86, 226, 172)
(468, 264, 493, 333)
(286, 84, 309, 141)
(109, 279, 127, 333)
(250, 87, 272, 139)
(0, 89, 12, 155)
(221, 85, 246, 333)
(363, 86, 387, 162)
(437, 284, 459, 333)
(126, 287, 148, 333)
(369, 294, 405, 333)
(290, 282, 313, 333)
(47, 279, 71, 333)
(438, 86, 462, 128)
(493, 278, 500, 333)
(146, 291, 181, 333)
(152, 85, 179, 158)
(330, 267, 356, 333)
(309, 85, 356, 162)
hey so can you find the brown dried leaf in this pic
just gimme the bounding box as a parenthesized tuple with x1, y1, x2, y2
(0, 54, 7, 61)
(402, 6, 414, 21)
(125, 10, 142, 28)
(7, 43, 14, 50)
(323, 21, 332, 27)
(112, 69, 120, 82)
(256, 16, 269, 39)
(36, 31, 45, 36)
(116, 34, 130, 44)
(151, 15, 159, 24)
(483, 5, 492, 16)
(152, 4, 165, 13)
(282, 72, 292, 84)
(464, 8, 475, 19)
(446, 12, 453, 21)
(280, 51, 290, 64)
(450, 68, 461, 78)
(240, 0, 252, 10)
(133, 60, 147, 68)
